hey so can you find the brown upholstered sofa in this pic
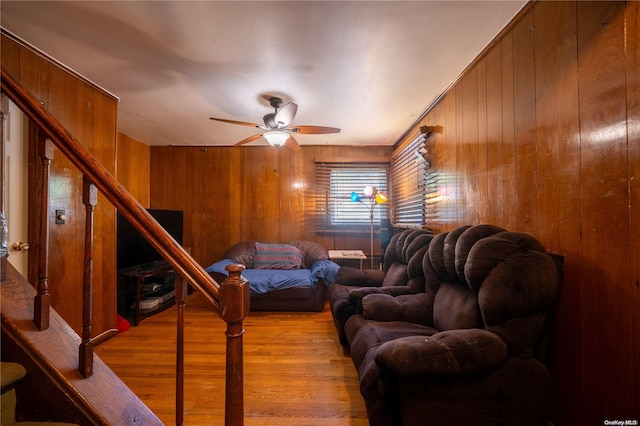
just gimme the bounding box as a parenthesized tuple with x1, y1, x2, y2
(342, 224, 563, 426)
(206, 240, 333, 312)
(328, 228, 434, 345)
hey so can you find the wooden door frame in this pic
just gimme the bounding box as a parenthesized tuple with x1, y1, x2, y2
(1, 94, 8, 275)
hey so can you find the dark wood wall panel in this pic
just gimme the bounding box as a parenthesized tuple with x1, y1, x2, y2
(461, 69, 479, 225)
(46, 167, 84, 330)
(150, 145, 392, 266)
(21, 52, 50, 117)
(91, 90, 117, 333)
(484, 43, 504, 227)
(2, 33, 119, 338)
(1, 35, 20, 76)
(475, 58, 489, 224)
(116, 133, 150, 207)
(576, 2, 634, 420)
(532, 3, 585, 423)
(442, 89, 460, 226)
(407, 2, 639, 423)
(500, 31, 516, 232)
(454, 85, 465, 225)
(512, 11, 538, 235)
(47, 64, 85, 331)
(627, 1, 640, 415)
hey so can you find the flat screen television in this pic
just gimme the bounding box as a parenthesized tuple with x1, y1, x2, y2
(117, 209, 184, 270)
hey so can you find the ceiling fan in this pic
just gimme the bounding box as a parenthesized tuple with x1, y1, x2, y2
(209, 96, 340, 151)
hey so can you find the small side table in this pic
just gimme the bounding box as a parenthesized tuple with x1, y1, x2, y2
(328, 250, 367, 270)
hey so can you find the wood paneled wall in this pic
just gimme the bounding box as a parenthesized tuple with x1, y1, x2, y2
(149, 3, 638, 422)
(403, 2, 638, 423)
(116, 132, 150, 207)
(150, 145, 392, 266)
(1, 33, 119, 338)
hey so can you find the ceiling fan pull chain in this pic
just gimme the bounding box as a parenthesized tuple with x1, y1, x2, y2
(274, 146, 279, 173)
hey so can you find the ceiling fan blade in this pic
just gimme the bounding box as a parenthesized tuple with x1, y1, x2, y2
(210, 117, 261, 128)
(288, 125, 341, 134)
(274, 102, 298, 127)
(234, 134, 263, 146)
(284, 135, 301, 151)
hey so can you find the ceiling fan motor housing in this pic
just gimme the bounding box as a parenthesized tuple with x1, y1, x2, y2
(263, 113, 277, 128)
(269, 96, 284, 109)
(263, 97, 284, 128)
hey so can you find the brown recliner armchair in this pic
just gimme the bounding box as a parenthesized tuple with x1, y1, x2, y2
(328, 229, 434, 346)
(344, 224, 562, 426)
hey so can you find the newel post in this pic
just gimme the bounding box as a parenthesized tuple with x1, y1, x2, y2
(219, 264, 249, 426)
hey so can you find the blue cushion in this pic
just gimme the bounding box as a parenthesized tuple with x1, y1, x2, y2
(205, 258, 236, 275)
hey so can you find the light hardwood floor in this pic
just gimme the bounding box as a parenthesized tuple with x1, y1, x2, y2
(95, 292, 368, 426)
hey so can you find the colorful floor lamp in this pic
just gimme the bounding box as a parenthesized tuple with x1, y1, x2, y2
(351, 186, 388, 269)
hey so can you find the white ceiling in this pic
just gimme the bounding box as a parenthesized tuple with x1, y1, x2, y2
(0, 1, 526, 148)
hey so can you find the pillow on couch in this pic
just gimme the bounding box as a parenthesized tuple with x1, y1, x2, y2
(253, 242, 304, 270)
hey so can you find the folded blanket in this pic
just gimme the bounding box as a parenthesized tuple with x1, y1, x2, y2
(205, 258, 341, 295)
(310, 259, 341, 285)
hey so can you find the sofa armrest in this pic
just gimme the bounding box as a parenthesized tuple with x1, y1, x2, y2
(375, 329, 507, 376)
(348, 286, 415, 314)
(334, 267, 385, 287)
(349, 286, 415, 301)
(361, 293, 433, 324)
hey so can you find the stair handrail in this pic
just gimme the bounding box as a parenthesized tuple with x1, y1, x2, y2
(2, 64, 249, 425)
(0, 66, 220, 306)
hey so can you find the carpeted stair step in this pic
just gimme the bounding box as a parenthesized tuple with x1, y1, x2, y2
(1, 362, 78, 426)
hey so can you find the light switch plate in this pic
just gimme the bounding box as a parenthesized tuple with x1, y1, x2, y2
(55, 209, 66, 225)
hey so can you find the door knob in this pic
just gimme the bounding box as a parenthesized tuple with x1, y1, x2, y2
(12, 242, 30, 251)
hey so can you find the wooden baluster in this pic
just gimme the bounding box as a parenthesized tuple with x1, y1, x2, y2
(220, 264, 249, 426)
(78, 177, 97, 378)
(175, 275, 188, 426)
(34, 138, 53, 330)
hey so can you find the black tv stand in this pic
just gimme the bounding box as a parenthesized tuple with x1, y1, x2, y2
(117, 260, 176, 326)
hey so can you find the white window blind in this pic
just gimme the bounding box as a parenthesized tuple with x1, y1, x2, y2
(314, 159, 390, 232)
(391, 133, 428, 226)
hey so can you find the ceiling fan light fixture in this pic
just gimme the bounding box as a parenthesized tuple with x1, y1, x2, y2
(264, 130, 289, 147)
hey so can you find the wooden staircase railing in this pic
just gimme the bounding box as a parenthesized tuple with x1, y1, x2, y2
(1, 65, 249, 426)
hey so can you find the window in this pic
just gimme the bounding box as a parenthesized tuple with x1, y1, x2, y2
(315, 159, 390, 232)
(390, 129, 430, 226)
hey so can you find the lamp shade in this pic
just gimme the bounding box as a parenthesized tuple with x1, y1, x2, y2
(363, 185, 377, 198)
(375, 191, 388, 204)
(263, 131, 289, 147)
